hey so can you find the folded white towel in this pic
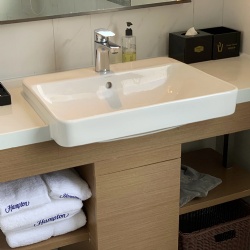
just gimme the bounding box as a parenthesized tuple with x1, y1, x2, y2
(42, 169, 92, 201)
(0, 175, 51, 217)
(5, 210, 86, 248)
(0, 198, 83, 232)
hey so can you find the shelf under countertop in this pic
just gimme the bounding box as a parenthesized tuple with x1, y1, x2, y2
(180, 148, 250, 215)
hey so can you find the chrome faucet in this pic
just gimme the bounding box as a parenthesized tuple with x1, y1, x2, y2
(94, 28, 120, 72)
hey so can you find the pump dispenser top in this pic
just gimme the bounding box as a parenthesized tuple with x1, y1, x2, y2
(125, 22, 133, 36)
(122, 22, 136, 62)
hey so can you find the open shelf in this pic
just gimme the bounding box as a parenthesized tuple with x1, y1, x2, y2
(180, 148, 250, 215)
(0, 227, 89, 250)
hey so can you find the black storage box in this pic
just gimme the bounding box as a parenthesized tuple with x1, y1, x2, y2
(201, 26, 241, 59)
(179, 199, 250, 250)
(0, 83, 11, 106)
(169, 30, 213, 64)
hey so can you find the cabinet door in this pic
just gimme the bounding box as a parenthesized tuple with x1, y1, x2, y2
(94, 148, 180, 250)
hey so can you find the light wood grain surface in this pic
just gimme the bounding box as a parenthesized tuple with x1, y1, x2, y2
(0, 102, 250, 250)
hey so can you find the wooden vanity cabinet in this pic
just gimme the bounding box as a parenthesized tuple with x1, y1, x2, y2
(77, 145, 181, 250)
(1, 102, 250, 250)
(0, 138, 181, 250)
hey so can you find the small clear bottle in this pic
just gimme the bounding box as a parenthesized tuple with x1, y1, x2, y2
(122, 22, 136, 62)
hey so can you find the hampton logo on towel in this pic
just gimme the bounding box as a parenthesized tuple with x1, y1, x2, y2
(5, 201, 30, 214)
(34, 213, 70, 227)
(59, 193, 80, 199)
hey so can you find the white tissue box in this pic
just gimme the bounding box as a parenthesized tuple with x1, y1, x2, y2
(168, 30, 213, 64)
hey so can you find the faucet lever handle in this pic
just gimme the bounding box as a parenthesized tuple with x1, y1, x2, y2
(95, 28, 115, 43)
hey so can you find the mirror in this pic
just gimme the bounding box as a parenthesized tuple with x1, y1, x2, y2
(0, 0, 190, 24)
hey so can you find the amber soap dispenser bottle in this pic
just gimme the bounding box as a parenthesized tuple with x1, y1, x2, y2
(122, 22, 136, 62)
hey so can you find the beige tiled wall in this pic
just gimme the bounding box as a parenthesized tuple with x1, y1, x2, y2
(193, 0, 224, 28)
(223, 0, 250, 55)
(0, 0, 226, 81)
(2, 0, 250, 81)
(0, 20, 55, 80)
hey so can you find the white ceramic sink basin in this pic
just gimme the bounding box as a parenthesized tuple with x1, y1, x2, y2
(22, 57, 237, 147)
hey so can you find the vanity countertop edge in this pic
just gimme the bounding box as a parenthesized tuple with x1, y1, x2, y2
(1, 54, 250, 151)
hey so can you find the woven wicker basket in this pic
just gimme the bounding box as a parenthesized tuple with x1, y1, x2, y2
(179, 199, 250, 250)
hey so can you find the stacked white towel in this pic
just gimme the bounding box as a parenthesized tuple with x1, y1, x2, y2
(5, 211, 86, 248)
(0, 175, 51, 217)
(0, 198, 83, 232)
(0, 169, 92, 248)
(42, 169, 92, 201)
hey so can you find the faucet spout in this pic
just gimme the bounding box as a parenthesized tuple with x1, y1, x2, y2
(108, 41, 120, 54)
(94, 29, 120, 72)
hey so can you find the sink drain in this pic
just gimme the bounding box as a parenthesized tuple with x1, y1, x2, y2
(106, 82, 112, 89)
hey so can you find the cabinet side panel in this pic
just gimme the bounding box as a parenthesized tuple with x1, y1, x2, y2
(77, 164, 97, 250)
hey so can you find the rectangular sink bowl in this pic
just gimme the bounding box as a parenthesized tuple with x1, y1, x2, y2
(22, 57, 237, 147)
